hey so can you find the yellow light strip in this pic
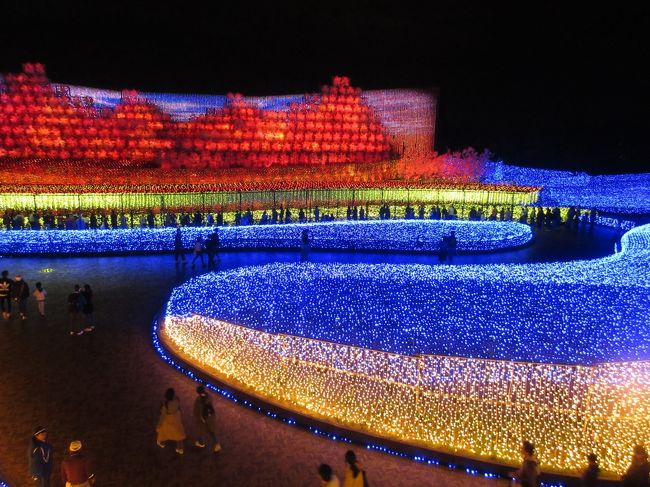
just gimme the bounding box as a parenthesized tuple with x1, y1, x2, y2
(0, 187, 539, 211)
(160, 314, 650, 476)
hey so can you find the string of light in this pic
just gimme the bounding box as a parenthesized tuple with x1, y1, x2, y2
(0, 220, 532, 255)
(160, 224, 650, 476)
(151, 316, 564, 486)
(484, 162, 650, 214)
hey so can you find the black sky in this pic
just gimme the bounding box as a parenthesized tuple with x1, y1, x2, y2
(1, 1, 648, 174)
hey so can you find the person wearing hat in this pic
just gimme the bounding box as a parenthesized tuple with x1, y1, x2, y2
(61, 440, 95, 487)
(28, 426, 53, 487)
(11, 274, 29, 320)
(622, 445, 650, 487)
(67, 285, 86, 336)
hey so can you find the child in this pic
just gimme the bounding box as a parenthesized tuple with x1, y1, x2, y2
(33, 282, 47, 317)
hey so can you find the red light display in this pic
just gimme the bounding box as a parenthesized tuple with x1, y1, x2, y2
(0, 64, 393, 169)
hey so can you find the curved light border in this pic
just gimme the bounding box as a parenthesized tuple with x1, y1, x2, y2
(159, 224, 650, 478)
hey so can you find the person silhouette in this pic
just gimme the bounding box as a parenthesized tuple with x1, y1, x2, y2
(300, 229, 311, 262)
(174, 227, 186, 264)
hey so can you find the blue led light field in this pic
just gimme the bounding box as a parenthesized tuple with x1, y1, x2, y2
(165, 224, 650, 365)
(484, 162, 650, 214)
(0, 220, 532, 255)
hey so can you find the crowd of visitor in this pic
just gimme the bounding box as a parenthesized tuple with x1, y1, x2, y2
(1, 270, 45, 322)
(0, 203, 602, 231)
(1, 268, 95, 336)
(2, 267, 96, 486)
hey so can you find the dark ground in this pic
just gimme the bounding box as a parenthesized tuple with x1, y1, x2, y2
(0, 225, 617, 486)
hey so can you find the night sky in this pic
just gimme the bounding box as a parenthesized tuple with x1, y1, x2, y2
(1, 1, 648, 174)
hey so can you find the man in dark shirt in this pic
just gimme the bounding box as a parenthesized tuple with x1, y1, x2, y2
(300, 229, 311, 262)
(28, 426, 53, 487)
(193, 386, 221, 452)
(512, 441, 540, 487)
(67, 285, 85, 336)
(11, 274, 30, 320)
(174, 227, 186, 264)
(205, 230, 220, 269)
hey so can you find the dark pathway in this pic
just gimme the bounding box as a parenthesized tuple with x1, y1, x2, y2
(0, 225, 616, 486)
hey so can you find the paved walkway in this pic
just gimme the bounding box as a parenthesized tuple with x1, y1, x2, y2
(0, 226, 615, 486)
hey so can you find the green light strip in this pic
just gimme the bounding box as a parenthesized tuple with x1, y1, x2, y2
(0, 188, 539, 211)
